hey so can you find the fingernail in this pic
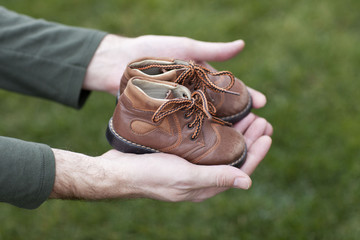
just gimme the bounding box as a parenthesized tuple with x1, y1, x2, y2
(233, 178, 251, 189)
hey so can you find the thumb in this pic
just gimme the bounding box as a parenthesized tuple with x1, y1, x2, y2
(189, 39, 245, 62)
(196, 165, 252, 190)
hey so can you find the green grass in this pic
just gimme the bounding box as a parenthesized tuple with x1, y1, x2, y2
(1, 0, 359, 239)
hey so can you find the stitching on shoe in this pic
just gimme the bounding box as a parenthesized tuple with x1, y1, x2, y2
(158, 115, 183, 152)
(129, 119, 173, 136)
(191, 123, 221, 164)
(109, 118, 159, 153)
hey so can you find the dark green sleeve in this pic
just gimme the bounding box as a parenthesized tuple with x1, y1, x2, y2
(0, 6, 107, 108)
(0, 7, 107, 209)
(0, 136, 55, 209)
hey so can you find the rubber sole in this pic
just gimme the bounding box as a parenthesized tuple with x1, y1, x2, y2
(229, 146, 247, 168)
(106, 118, 157, 154)
(106, 118, 247, 168)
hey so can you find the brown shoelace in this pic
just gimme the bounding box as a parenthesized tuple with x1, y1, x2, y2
(152, 90, 231, 140)
(133, 61, 240, 96)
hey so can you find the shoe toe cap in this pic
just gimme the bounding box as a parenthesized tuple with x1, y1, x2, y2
(195, 126, 246, 166)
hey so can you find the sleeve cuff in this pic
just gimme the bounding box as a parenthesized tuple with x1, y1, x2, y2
(60, 30, 107, 109)
(0, 136, 55, 209)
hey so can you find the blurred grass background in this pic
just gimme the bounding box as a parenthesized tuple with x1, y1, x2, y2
(0, 0, 359, 239)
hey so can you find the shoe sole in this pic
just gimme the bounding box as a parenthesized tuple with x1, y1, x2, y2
(106, 118, 158, 154)
(106, 118, 246, 168)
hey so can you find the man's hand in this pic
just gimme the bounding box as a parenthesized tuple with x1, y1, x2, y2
(49, 111, 272, 202)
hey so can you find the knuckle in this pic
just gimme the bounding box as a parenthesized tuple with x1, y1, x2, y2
(216, 175, 230, 187)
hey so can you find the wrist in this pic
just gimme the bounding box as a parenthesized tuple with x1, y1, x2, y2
(83, 34, 132, 95)
(49, 149, 133, 200)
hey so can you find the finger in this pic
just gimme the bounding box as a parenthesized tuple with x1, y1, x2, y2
(196, 165, 252, 190)
(241, 136, 272, 175)
(190, 39, 245, 62)
(243, 117, 269, 147)
(247, 87, 267, 109)
(233, 113, 257, 133)
(265, 122, 274, 136)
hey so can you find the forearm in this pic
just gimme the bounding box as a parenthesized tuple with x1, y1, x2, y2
(49, 149, 134, 200)
(49, 149, 253, 203)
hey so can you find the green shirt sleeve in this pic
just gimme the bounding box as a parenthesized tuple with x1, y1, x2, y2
(0, 6, 107, 108)
(0, 136, 55, 209)
(0, 7, 107, 209)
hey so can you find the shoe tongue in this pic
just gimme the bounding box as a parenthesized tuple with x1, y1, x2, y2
(165, 85, 191, 100)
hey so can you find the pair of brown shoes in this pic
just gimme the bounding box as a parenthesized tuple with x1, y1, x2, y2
(106, 58, 252, 168)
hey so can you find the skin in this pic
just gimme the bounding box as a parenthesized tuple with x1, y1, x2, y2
(49, 34, 273, 203)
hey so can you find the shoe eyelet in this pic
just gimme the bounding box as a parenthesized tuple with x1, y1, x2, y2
(184, 113, 191, 119)
(187, 123, 194, 129)
(190, 136, 197, 141)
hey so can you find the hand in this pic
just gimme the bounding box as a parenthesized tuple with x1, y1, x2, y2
(49, 114, 272, 202)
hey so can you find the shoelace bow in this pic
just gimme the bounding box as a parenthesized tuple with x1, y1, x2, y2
(152, 90, 231, 140)
(133, 61, 240, 96)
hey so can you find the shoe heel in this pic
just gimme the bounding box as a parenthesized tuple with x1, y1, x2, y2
(106, 118, 157, 154)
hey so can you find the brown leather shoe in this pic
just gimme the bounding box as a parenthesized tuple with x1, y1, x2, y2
(119, 58, 252, 123)
(107, 77, 247, 167)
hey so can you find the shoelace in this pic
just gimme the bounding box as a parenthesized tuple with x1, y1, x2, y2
(152, 90, 231, 140)
(133, 61, 240, 96)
